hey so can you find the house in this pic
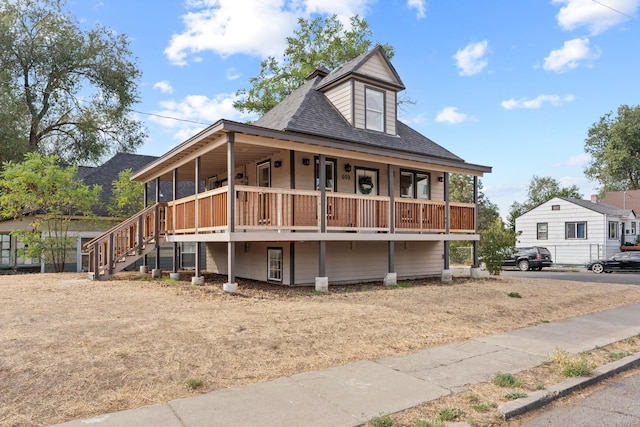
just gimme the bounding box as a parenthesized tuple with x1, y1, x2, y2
(515, 196, 636, 265)
(0, 153, 202, 272)
(85, 46, 492, 288)
(603, 190, 640, 219)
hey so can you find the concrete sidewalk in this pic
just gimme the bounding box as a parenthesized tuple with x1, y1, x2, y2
(52, 303, 640, 427)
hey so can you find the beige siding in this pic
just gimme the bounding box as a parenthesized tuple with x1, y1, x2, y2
(207, 240, 443, 286)
(359, 54, 398, 83)
(386, 91, 396, 135)
(354, 81, 366, 130)
(325, 82, 352, 124)
(205, 241, 291, 284)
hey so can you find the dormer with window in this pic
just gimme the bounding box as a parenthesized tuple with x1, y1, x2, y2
(316, 46, 405, 136)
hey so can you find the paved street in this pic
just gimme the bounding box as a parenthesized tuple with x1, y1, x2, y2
(520, 368, 640, 427)
(502, 270, 640, 285)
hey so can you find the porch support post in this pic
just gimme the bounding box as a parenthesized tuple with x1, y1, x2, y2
(154, 177, 161, 272)
(385, 163, 397, 285)
(470, 175, 483, 279)
(171, 168, 179, 279)
(224, 132, 238, 292)
(316, 154, 328, 292)
(142, 182, 148, 268)
(442, 173, 452, 282)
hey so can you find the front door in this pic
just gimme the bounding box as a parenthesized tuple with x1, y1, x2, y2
(257, 161, 271, 223)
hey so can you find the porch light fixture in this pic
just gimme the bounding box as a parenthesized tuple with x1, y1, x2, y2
(344, 163, 352, 172)
(438, 176, 444, 182)
(302, 158, 310, 166)
(274, 160, 282, 168)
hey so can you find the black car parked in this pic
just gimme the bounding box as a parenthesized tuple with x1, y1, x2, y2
(587, 252, 640, 273)
(502, 247, 553, 271)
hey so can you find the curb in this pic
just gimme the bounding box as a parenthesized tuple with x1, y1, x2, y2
(499, 352, 640, 419)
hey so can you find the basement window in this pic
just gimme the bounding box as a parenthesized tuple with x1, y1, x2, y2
(267, 248, 283, 282)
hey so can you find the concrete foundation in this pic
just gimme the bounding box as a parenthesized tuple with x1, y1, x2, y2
(383, 272, 397, 286)
(151, 268, 162, 279)
(441, 269, 452, 283)
(191, 276, 205, 286)
(169, 272, 181, 280)
(139, 265, 149, 274)
(315, 277, 329, 293)
(470, 267, 483, 279)
(224, 282, 238, 293)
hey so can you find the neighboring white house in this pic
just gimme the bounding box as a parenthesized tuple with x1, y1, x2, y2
(515, 196, 636, 265)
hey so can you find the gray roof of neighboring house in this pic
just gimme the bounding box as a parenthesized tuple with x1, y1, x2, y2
(559, 197, 634, 217)
(255, 74, 463, 162)
(83, 153, 158, 216)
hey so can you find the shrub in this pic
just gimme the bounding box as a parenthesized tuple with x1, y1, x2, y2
(551, 349, 596, 377)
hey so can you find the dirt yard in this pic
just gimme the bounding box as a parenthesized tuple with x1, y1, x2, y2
(2, 272, 640, 426)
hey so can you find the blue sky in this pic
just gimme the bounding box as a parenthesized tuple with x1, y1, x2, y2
(68, 0, 640, 217)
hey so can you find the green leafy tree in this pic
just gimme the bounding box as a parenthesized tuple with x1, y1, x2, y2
(584, 104, 640, 193)
(109, 169, 144, 218)
(479, 218, 516, 275)
(506, 175, 583, 230)
(0, 153, 101, 272)
(234, 15, 394, 116)
(0, 0, 146, 165)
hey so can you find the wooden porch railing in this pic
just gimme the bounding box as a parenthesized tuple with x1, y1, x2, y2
(84, 203, 167, 279)
(164, 186, 476, 235)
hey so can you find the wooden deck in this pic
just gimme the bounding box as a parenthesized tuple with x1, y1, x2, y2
(166, 185, 475, 235)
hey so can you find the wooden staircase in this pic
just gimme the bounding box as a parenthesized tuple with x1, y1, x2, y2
(85, 203, 167, 280)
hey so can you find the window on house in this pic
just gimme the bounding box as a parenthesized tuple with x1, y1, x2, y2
(400, 170, 430, 199)
(537, 223, 548, 240)
(632, 222, 637, 235)
(180, 242, 196, 269)
(608, 221, 619, 239)
(365, 87, 384, 132)
(552, 205, 560, 211)
(565, 222, 587, 239)
(1, 233, 11, 266)
(314, 158, 336, 191)
(267, 248, 283, 282)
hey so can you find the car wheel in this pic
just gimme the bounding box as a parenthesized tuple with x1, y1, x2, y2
(591, 263, 604, 274)
(518, 260, 530, 271)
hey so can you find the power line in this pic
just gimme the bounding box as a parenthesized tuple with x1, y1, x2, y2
(132, 109, 212, 126)
(591, 0, 636, 20)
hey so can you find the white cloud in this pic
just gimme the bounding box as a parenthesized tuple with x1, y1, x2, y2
(566, 153, 591, 167)
(453, 40, 489, 76)
(407, 0, 426, 19)
(501, 94, 575, 110)
(435, 106, 470, 124)
(153, 80, 173, 94)
(150, 93, 253, 140)
(543, 38, 599, 73)
(165, 0, 373, 65)
(552, 0, 639, 34)
(226, 67, 240, 81)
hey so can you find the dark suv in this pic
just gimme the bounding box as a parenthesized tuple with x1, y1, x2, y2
(502, 247, 553, 271)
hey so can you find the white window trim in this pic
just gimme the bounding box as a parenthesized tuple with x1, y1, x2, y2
(365, 87, 384, 132)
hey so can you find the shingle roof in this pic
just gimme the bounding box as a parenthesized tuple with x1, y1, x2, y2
(255, 74, 463, 162)
(82, 153, 158, 216)
(559, 197, 633, 217)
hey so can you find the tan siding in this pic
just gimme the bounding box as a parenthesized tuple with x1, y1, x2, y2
(395, 241, 443, 278)
(386, 91, 396, 135)
(325, 82, 352, 124)
(353, 81, 365, 129)
(360, 54, 397, 83)
(205, 241, 291, 284)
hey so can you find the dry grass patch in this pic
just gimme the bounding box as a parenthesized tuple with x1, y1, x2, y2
(2, 273, 640, 426)
(385, 337, 640, 427)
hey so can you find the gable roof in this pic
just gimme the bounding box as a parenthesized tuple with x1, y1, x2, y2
(316, 45, 405, 91)
(255, 73, 463, 163)
(82, 153, 158, 216)
(557, 197, 634, 217)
